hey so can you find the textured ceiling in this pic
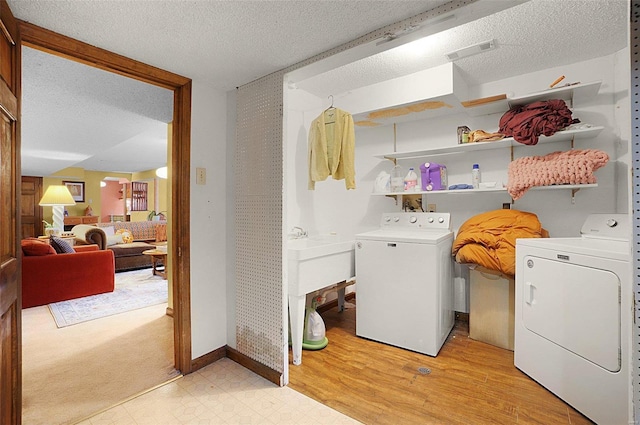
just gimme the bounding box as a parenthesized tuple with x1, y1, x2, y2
(9, 0, 629, 177)
(297, 0, 628, 97)
(10, 0, 449, 91)
(21, 46, 173, 176)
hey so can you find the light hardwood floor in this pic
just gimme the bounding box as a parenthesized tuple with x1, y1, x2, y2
(288, 301, 593, 425)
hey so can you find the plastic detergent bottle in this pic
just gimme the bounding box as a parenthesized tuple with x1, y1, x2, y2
(390, 165, 405, 193)
(472, 164, 481, 189)
(404, 167, 418, 192)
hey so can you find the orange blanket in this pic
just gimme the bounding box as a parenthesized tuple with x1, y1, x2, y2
(452, 209, 548, 277)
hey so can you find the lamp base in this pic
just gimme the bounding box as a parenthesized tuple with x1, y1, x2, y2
(52, 205, 65, 235)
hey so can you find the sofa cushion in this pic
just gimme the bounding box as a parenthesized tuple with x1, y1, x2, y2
(97, 221, 166, 242)
(21, 238, 56, 256)
(106, 234, 124, 246)
(22, 249, 115, 308)
(116, 228, 134, 244)
(155, 223, 167, 242)
(71, 224, 107, 250)
(102, 225, 115, 236)
(50, 236, 75, 254)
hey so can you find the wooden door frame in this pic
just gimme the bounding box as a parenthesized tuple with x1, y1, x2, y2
(18, 22, 193, 373)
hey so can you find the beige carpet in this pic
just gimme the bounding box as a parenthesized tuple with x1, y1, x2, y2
(22, 284, 178, 425)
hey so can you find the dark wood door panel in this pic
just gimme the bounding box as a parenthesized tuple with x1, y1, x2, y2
(0, 0, 20, 423)
(20, 176, 41, 239)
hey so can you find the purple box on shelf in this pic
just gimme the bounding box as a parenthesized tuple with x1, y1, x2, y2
(420, 163, 448, 191)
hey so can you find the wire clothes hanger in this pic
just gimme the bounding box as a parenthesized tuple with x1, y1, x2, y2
(325, 95, 335, 111)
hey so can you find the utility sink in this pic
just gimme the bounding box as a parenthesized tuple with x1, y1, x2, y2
(287, 235, 355, 295)
(288, 236, 355, 261)
(288, 235, 355, 365)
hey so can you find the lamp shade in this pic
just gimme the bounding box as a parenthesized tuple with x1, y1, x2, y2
(39, 185, 76, 206)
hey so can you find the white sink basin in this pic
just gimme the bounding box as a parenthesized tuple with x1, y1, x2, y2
(288, 235, 355, 365)
(288, 236, 355, 296)
(288, 236, 354, 261)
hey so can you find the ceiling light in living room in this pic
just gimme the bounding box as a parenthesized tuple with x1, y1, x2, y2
(156, 166, 168, 179)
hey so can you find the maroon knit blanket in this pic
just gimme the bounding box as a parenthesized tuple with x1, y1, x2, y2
(499, 99, 577, 145)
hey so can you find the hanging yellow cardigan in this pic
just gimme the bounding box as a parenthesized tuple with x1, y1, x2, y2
(308, 108, 356, 190)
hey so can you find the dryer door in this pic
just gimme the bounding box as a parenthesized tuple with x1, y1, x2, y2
(521, 256, 620, 372)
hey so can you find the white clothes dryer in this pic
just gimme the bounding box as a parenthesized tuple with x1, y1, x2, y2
(355, 212, 454, 356)
(515, 214, 631, 425)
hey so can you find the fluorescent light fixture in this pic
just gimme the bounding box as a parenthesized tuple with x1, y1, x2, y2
(445, 39, 496, 61)
(376, 13, 456, 47)
(376, 25, 421, 46)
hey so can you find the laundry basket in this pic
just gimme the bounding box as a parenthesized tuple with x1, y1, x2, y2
(469, 266, 515, 350)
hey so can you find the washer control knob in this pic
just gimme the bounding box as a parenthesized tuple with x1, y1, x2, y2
(427, 217, 434, 223)
(393, 216, 400, 222)
(384, 216, 391, 222)
(409, 216, 417, 223)
(438, 217, 445, 223)
(606, 218, 618, 227)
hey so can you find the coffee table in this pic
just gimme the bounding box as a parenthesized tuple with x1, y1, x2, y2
(142, 249, 167, 279)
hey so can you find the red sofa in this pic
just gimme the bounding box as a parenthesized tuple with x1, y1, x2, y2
(22, 242, 116, 308)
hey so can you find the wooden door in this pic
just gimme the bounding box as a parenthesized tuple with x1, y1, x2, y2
(0, 0, 20, 423)
(20, 176, 41, 239)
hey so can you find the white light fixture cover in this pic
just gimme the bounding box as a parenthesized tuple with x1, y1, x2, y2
(156, 166, 168, 179)
(445, 39, 496, 61)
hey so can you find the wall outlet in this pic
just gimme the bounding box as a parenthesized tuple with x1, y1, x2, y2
(427, 203, 437, 212)
(502, 202, 511, 209)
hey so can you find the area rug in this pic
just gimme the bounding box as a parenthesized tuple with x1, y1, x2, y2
(48, 269, 168, 327)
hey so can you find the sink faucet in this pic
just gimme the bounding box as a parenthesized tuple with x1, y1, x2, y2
(291, 226, 308, 239)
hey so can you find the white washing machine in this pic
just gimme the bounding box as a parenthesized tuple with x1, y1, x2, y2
(515, 214, 632, 425)
(355, 212, 454, 356)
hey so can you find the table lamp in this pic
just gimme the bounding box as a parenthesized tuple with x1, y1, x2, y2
(39, 185, 76, 235)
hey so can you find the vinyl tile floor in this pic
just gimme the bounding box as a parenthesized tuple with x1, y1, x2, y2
(78, 358, 360, 425)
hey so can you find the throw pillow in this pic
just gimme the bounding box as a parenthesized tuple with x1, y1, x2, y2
(106, 234, 124, 246)
(102, 226, 116, 236)
(49, 236, 75, 254)
(116, 229, 133, 244)
(21, 238, 56, 256)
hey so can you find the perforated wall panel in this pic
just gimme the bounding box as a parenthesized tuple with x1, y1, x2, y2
(632, 2, 640, 419)
(235, 73, 285, 371)
(234, 0, 476, 375)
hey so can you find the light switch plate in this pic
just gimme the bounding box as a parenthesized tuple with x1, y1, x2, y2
(196, 167, 206, 185)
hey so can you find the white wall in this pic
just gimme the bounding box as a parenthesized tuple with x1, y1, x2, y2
(225, 89, 237, 349)
(189, 80, 228, 359)
(284, 88, 397, 242)
(614, 48, 632, 215)
(285, 53, 627, 246)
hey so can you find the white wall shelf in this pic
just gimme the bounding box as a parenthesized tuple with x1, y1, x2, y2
(370, 80, 604, 202)
(374, 126, 604, 161)
(372, 184, 598, 197)
(353, 77, 602, 128)
(508, 81, 601, 108)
